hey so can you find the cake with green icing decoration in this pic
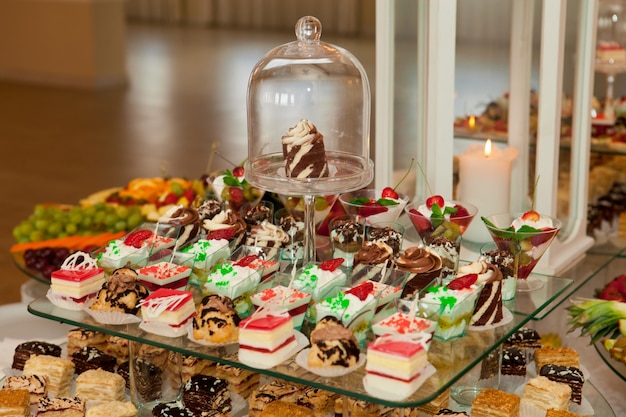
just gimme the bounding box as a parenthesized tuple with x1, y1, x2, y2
(202, 262, 261, 302)
(419, 274, 481, 341)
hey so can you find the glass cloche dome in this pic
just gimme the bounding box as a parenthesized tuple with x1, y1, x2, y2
(244, 16, 373, 196)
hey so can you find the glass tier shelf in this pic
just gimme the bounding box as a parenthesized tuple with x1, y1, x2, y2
(27, 270, 573, 409)
(595, 342, 626, 384)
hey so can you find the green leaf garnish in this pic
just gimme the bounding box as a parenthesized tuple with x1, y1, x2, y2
(375, 198, 399, 206)
(480, 216, 543, 240)
(349, 197, 371, 206)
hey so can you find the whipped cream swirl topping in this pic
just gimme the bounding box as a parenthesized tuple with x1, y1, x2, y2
(511, 214, 554, 231)
(247, 221, 289, 246)
(396, 246, 442, 274)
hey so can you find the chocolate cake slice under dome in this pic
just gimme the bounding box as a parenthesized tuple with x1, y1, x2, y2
(245, 16, 373, 262)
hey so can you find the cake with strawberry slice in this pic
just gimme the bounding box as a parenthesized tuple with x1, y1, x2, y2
(139, 288, 196, 337)
(238, 310, 299, 368)
(456, 260, 504, 327)
(364, 334, 430, 400)
(97, 228, 174, 272)
(137, 261, 192, 291)
(48, 251, 105, 309)
(250, 285, 312, 330)
(292, 259, 347, 301)
(315, 282, 378, 343)
(420, 274, 482, 341)
(232, 254, 280, 284)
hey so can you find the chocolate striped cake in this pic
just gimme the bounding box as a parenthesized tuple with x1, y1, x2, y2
(539, 364, 585, 404)
(282, 119, 329, 179)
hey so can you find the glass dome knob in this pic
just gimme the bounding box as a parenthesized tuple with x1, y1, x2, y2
(295, 16, 322, 42)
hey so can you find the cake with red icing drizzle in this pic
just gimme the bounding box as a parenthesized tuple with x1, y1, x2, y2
(137, 261, 192, 291)
(238, 311, 298, 368)
(372, 311, 435, 340)
(364, 334, 430, 399)
(139, 288, 196, 337)
(49, 251, 105, 309)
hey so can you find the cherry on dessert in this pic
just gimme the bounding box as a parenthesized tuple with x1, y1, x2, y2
(233, 166, 245, 178)
(381, 186, 399, 199)
(426, 195, 444, 209)
(521, 210, 540, 222)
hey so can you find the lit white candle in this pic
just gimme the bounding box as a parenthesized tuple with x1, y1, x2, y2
(457, 140, 519, 243)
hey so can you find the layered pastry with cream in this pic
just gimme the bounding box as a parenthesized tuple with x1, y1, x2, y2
(238, 310, 298, 368)
(139, 288, 196, 337)
(308, 316, 360, 368)
(329, 218, 364, 267)
(479, 248, 517, 301)
(201, 207, 247, 247)
(245, 221, 289, 249)
(282, 119, 329, 179)
(48, 251, 105, 309)
(364, 334, 430, 399)
(37, 397, 86, 417)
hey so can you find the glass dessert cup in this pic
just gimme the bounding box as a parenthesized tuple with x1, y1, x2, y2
(483, 213, 562, 292)
(209, 174, 265, 213)
(338, 189, 409, 225)
(404, 201, 477, 281)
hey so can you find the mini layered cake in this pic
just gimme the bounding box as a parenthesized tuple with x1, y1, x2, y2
(330, 218, 364, 267)
(216, 363, 260, 399)
(364, 334, 430, 400)
(435, 409, 469, 416)
(521, 376, 571, 412)
(238, 311, 298, 368)
(37, 397, 86, 417)
(426, 236, 460, 282)
(366, 225, 404, 255)
(501, 347, 527, 376)
(480, 248, 517, 301)
(151, 401, 195, 417)
(248, 380, 302, 417)
(182, 375, 231, 416)
(22, 355, 75, 398)
(192, 294, 240, 344)
(371, 311, 435, 340)
(2, 374, 48, 405)
(251, 285, 312, 330)
(471, 388, 519, 417)
(539, 364, 585, 405)
(85, 401, 137, 417)
(292, 259, 347, 301)
(71, 346, 117, 374)
(419, 274, 481, 341)
(0, 389, 29, 417)
(67, 328, 108, 356)
(12, 340, 62, 371)
(74, 368, 126, 403)
(97, 227, 174, 272)
(534, 346, 580, 370)
(49, 251, 105, 309)
(137, 261, 192, 291)
(308, 316, 360, 369)
(281, 119, 329, 179)
(457, 260, 503, 327)
(139, 288, 196, 337)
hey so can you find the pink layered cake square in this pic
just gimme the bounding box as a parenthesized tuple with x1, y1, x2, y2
(49, 251, 105, 309)
(137, 261, 192, 291)
(139, 288, 196, 337)
(250, 285, 312, 330)
(364, 334, 429, 399)
(238, 311, 298, 368)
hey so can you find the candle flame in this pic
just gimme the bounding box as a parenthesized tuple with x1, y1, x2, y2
(484, 139, 492, 158)
(468, 115, 476, 129)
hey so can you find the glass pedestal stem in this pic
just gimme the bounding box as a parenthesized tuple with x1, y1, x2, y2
(303, 194, 316, 263)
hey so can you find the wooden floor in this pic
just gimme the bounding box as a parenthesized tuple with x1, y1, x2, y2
(0, 24, 377, 305)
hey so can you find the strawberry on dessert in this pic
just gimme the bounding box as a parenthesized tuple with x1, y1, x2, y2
(232, 254, 279, 284)
(137, 261, 192, 291)
(238, 310, 299, 368)
(291, 259, 348, 301)
(406, 196, 475, 239)
(250, 285, 312, 330)
(364, 334, 431, 400)
(419, 274, 482, 341)
(139, 288, 196, 337)
(339, 189, 409, 224)
(48, 251, 105, 310)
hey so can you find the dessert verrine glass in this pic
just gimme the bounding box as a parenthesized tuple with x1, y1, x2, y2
(245, 16, 373, 263)
(338, 189, 409, 225)
(405, 200, 478, 282)
(482, 212, 562, 292)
